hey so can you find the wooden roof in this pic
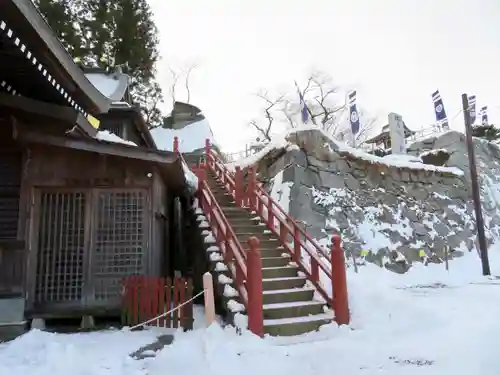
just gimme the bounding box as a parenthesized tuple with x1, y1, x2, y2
(0, 0, 113, 116)
(0, 92, 97, 137)
(14, 127, 188, 193)
(106, 105, 157, 149)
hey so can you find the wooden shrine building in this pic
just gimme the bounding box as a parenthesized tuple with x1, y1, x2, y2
(0, 0, 196, 331)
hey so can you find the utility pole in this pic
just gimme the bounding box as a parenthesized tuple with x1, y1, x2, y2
(462, 93, 491, 276)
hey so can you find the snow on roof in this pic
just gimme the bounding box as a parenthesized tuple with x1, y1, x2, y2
(228, 125, 464, 176)
(96, 130, 137, 146)
(151, 118, 217, 152)
(85, 72, 129, 102)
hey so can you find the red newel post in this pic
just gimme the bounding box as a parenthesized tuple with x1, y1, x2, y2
(331, 235, 350, 325)
(234, 166, 244, 207)
(205, 138, 211, 166)
(173, 136, 179, 153)
(246, 236, 264, 337)
(247, 166, 256, 211)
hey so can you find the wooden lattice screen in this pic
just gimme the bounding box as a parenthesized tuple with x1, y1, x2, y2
(35, 192, 86, 304)
(92, 190, 146, 301)
(121, 276, 194, 330)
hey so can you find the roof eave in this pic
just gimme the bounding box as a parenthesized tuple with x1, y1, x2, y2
(10, 0, 112, 114)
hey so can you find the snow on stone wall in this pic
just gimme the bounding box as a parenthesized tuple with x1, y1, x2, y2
(242, 128, 500, 273)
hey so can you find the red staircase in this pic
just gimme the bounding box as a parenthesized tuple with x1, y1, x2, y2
(175, 137, 349, 336)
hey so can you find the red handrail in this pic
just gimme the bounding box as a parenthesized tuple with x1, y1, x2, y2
(198, 179, 249, 306)
(252, 184, 333, 303)
(204, 140, 349, 325)
(174, 137, 265, 334)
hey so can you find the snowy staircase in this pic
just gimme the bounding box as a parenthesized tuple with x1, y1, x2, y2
(205, 172, 334, 336)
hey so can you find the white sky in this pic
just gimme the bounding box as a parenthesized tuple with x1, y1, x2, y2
(149, 0, 500, 152)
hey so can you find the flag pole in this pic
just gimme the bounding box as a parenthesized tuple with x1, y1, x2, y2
(462, 93, 490, 276)
(294, 81, 317, 126)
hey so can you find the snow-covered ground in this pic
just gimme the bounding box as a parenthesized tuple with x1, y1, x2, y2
(2, 248, 500, 375)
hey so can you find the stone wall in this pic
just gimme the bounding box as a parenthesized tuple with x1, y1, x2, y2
(253, 129, 500, 272)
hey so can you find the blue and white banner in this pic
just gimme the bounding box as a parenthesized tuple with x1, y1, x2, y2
(468, 95, 477, 124)
(295, 81, 309, 124)
(348, 91, 360, 135)
(431, 90, 449, 129)
(480, 106, 488, 125)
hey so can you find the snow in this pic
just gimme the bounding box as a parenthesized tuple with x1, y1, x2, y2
(209, 252, 223, 262)
(4, 249, 500, 374)
(227, 300, 245, 313)
(96, 130, 137, 146)
(228, 125, 463, 176)
(269, 170, 293, 214)
(218, 274, 233, 284)
(182, 161, 198, 191)
(85, 72, 129, 101)
(150, 118, 217, 152)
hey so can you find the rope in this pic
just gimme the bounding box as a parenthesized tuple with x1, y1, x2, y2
(129, 290, 205, 331)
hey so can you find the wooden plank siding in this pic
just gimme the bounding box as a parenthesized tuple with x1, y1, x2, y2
(15, 144, 169, 318)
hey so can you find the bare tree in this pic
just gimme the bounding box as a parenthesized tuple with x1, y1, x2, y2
(248, 90, 285, 143)
(249, 70, 376, 147)
(167, 67, 180, 109)
(166, 63, 198, 107)
(132, 80, 164, 129)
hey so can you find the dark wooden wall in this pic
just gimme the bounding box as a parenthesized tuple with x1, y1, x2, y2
(99, 113, 145, 147)
(0, 120, 25, 296)
(17, 144, 169, 317)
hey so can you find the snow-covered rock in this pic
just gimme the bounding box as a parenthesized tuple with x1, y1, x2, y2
(230, 127, 500, 272)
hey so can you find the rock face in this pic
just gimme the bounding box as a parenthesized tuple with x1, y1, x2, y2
(254, 129, 500, 272)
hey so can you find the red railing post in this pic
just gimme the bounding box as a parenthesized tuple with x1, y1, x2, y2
(293, 226, 301, 262)
(246, 236, 263, 337)
(247, 166, 257, 211)
(331, 235, 350, 325)
(266, 197, 273, 228)
(173, 136, 179, 153)
(234, 166, 243, 207)
(205, 138, 211, 167)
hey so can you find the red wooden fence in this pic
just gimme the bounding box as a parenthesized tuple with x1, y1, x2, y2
(121, 276, 194, 330)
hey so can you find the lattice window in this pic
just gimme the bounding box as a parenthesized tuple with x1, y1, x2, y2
(92, 190, 146, 300)
(99, 120, 124, 138)
(35, 192, 86, 304)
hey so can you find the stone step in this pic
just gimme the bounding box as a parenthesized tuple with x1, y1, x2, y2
(227, 216, 261, 224)
(263, 300, 326, 319)
(263, 287, 314, 304)
(261, 255, 291, 268)
(262, 276, 307, 291)
(251, 248, 286, 259)
(230, 223, 266, 233)
(221, 208, 253, 218)
(236, 232, 275, 243)
(262, 265, 299, 279)
(264, 312, 334, 337)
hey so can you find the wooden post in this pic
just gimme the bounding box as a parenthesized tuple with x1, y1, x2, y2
(205, 138, 211, 167)
(293, 226, 301, 263)
(173, 136, 179, 153)
(444, 245, 449, 271)
(235, 166, 243, 207)
(331, 235, 350, 325)
(247, 166, 256, 211)
(246, 236, 264, 337)
(203, 272, 216, 326)
(462, 93, 490, 276)
(266, 198, 273, 228)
